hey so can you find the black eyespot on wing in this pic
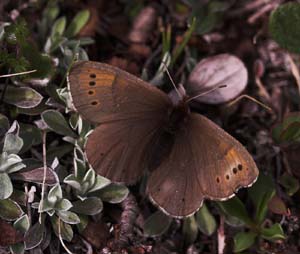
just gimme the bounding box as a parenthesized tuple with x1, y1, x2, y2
(90, 73, 96, 78)
(89, 81, 96, 86)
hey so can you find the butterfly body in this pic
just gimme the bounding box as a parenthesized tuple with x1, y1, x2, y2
(68, 61, 259, 217)
(165, 100, 190, 134)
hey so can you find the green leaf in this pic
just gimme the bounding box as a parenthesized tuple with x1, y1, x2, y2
(272, 113, 300, 143)
(46, 184, 62, 206)
(196, 203, 217, 236)
(19, 123, 42, 153)
(69, 113, 80, 130)
(279, 172, 300, 196)
(51, 16, 66, 37)
(261, 223, 285, 241)
(234, 231, 257, 253)
(143, 210, 172, 237)
(267, 195, 288, 216)
(83, 168, 95, 189)
(55, 199, 73, 211)
(24, 222, 45, 250)
(88, 175, 111, 193)
(191, 1, 229, 35)
(223, 213, 245, 227)
(249, 174, 275, 224)
(0, 198, 23, 220)
(56, 210, 80, 224)
(21, 43, 53, 79)
(0, 113, 9, 136)
(74, 156, 87, 180)
(44, 4, 59, 23)
(10, 243, 25, 254)
(5, 20, 29, 45)
(95, 183, 129, 204)
(76, 214, 88, 233)
(279, 122, 300, 142)
(0, 173, 13, 199)
(14, 214, 30, 233)
(10, 189, 27, 207)
(3, 133, 23, 154)
(0, 152, 25, 174)
(65, 10, 90, 38)
(71, 197, 103, 215)
(256, 191, 275, 224)
(41, 110, 75, 137)
(183, 216, 198, 245)
(269, 2, 300, 54)
(37, 199, 54, 213)
(218, 196, 253, 226)
(64, 174, 81, 190)
(51, 216, 73, 242)
(17, 102, 49, 116)
(47, 144, 73, 161)
(1, 86, 43, 109)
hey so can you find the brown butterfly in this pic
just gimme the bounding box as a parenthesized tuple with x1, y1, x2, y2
(68, 61, 259, 218)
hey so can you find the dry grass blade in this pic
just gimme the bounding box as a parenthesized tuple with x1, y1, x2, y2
(0, 70, 36, 78)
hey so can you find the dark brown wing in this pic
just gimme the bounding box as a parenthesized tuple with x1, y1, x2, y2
(68, 61, 173, 184)
(148, 113, 258, 217)
(85, 116, 166, 184)
(68, 61, 171, 124)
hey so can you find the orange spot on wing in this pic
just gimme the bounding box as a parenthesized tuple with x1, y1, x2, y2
(79, 71, 116, 88)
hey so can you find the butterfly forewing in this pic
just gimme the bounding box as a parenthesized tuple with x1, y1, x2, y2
(68, 61, 172, 124)
(68, 61, 172, 184)
(148, 113, 258, 217)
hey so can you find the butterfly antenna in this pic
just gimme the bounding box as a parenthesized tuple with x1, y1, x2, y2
(186, 85, 227, 103)
(227, 94, 273, 113)
(161, 61, 181, 97)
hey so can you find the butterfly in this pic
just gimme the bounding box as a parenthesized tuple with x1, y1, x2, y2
(68, 61, 259, 218)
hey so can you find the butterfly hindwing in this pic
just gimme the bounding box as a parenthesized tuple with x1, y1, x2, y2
(148, 113, 258, 217)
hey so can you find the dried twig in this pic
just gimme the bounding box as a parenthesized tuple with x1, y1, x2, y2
(247, 3, 278, 24)
(255, 76, 271, 102)
(38, 131, 47, 224)
(115, 193, 139, 248)
(218, 215, 225, 254)
(227, 94, 273, 113)
(0, 69, 36, 78)
(58, 218, 74, 254)
(287, 53, 300, 97)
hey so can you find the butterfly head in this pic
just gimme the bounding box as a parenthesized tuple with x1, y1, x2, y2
(168, 84, 187, 106)
(166, 85, 190, 133)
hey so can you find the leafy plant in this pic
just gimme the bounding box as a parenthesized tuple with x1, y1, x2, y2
(218, 174, 285, 252)
(269, 2, 300, 54)
(0, 121, 25, 200)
